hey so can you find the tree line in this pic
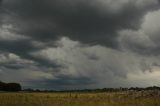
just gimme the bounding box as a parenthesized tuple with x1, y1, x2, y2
(23, 86, 160, 93)
(1, 80, 160, 92)
(0, 81, 21, 91)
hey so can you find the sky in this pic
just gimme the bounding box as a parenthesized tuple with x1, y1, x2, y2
(0, 0, 160, 90)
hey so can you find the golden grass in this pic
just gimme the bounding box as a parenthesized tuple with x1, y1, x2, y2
(0, 92, 160, 106)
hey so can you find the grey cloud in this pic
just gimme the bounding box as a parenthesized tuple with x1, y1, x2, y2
(1, 37, 160, 89)
(0, 52, 56, 86)
(1, 0, 160, 48)
(30, 37, 160, 89)
(0, 52, 35, 70)
(1, 0, 160, 89)
(118, 9, 160, 56)
(0, 24, 28, 41)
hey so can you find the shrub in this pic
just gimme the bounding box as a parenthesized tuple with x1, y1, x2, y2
(0, 81, 21, 91)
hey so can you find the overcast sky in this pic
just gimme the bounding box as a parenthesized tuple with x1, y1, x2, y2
(0, 0, 160, 90)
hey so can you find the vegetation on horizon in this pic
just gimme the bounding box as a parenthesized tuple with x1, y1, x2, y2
(0, 81, 21, 91)
(1, 81, 160, 106)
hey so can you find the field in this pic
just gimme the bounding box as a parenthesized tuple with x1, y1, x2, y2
(0, 91, 160, 106)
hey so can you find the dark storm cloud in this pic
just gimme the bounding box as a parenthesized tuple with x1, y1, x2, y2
(1, 0, 160, 48)
(25, 76, 96, 90)
(0, 39, 61, 70)
(1, 0, 160, 89)
(0, 0, 4, 23)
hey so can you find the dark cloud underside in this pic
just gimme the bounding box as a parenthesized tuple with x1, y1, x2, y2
(2, 0, 160, 47)
(0, 0, 160, 89)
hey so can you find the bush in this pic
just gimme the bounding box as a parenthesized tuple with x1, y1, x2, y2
(0, 81, 5, 91)
(0, 81, 21, 91)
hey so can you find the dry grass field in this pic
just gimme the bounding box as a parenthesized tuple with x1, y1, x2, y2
(0, 91, 160, 106)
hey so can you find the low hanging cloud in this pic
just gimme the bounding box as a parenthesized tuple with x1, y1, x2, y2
(0, 0, 160, 89)
(118, 9, 160, 55)
(0, 24, 28, 41)
(30, 37, 160, 88)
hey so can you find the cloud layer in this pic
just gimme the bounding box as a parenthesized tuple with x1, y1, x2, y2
(0, 0, 160, 89)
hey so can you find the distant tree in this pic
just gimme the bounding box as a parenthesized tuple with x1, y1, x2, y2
(0, 81, 22, 91)
(35, 89, 41, 92)
(0, 81, 5, 91)
(4, 83, 22, 91)
(23, 88, 34, 92)
(145, 86, 160, 90)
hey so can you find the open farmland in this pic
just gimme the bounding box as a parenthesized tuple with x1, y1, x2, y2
(0, 91, 160, 106)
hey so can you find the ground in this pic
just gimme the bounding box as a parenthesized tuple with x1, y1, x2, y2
(0, 91, 160, 106)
